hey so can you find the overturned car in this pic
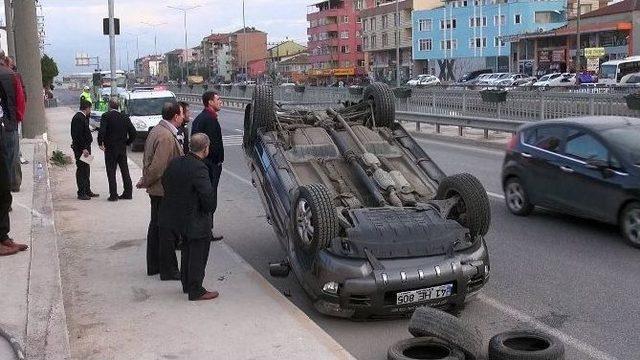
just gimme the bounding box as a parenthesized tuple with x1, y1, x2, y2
(243, 83, 491, 319)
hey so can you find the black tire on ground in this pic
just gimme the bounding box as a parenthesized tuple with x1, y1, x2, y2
(250, 85, 276, 142)
(436, 173, 491, 237)
(408, 306, 483, 360)
(243, 103, 252, 149)
(504, 177, 534, 216)
(363, 82, 395, 128)
(620, 202, 640, 248)
(292, 183, 340, 256)
(488, 330, 565, 360)
(388, 337, 465, 360)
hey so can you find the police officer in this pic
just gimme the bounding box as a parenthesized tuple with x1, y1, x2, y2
(80, 86, 92, 105)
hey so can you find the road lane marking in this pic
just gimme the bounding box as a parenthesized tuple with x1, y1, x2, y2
(478, 295, 618, 360)
(234, 129, 244, 134)
(222, 135, 243, 147)
(221, 166, 617, 360)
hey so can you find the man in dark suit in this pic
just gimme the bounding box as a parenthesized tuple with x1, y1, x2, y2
(71, 100, 99, 200)
(98, 99, 137, 202)
(159, 133, 218, 301)
(191, 91, 224, 241)
(176, 101, 190, 154)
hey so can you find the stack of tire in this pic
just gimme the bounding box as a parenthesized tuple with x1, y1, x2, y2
(388, 306, 565, 360)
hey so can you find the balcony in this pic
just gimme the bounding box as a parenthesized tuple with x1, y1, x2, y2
(307, 8, 344, 21)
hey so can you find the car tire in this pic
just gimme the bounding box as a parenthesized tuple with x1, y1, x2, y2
(488, 330, 565, 360)
(243, 103, 252, 149)
(250, 85, 276, 141)
(504, 177, 534, 216)
(408, 306, 483, 360)
(388, 337, 465, 360)
(363, 82, 395, 128)
(620, 202, 640, 248)
(436, 173, 491, 238)
(292, 183, 340, 256)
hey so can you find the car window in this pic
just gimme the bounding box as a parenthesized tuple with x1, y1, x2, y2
(523, 126, 565, 153)
(564, 131, 608, 162)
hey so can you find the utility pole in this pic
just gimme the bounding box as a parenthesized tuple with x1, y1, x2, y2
(576, 0, 582, 72)
(142, 21, 168, 57)
(4, 0, 15, 58)
(395, 0, 401, 87)
(108, 0, 117, 97)
(243, 0, 249, 82)
(168, 5, 201, 85)
(13, 0, 46, 138)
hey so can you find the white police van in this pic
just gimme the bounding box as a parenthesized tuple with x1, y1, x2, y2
(119, 87, 177, 151)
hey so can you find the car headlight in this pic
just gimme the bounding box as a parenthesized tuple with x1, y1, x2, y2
(133, 119, 147, 131)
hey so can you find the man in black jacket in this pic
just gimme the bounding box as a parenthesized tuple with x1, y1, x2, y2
(191, 91, 224, 241)
(71, 100, 99, 200)
(98, 99, 137, 202)
(159, 133, 218, 301)
(176, 101, 190, 155)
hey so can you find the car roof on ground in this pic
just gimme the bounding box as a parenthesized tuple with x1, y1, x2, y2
(521, 116, 640, 132)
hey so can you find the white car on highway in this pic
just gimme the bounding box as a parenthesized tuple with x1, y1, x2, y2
(533, 73, 576, 88)
(406, 74, 441, 86)
(119, 88, 177, 151)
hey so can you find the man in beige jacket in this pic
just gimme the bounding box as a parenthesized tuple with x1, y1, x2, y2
(136, 102, 185, 280)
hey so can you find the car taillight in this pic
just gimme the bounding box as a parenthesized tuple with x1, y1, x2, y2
(507, 133, 519, 151)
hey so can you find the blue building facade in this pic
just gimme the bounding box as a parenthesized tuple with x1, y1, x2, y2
(412, 0, 567, 81)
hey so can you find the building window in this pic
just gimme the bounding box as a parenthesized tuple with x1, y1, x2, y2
(382, 33, 389, 46)
(356, 30, 361, 38)
(341, 45, 350, 53)
(363, 36, 369, 49)
(494, 36, 505, 47)
(440, 39, 457, 50)
(343, 16, 349, 23)
(357, 44, 362, 52)
(462, 0, 468, 6)
(440, 19, 457, 29)
(469, 37, 487, 48)
(354, 0, 364, 10)
(514, 14, 521, 24)
(371, 18, 376, 31)
(358, 60, 365, 67)
(340, 31, 349, 39)
(419, 38, 433, 51)
(470, 16, 487, 27)
(357, 17, 362, 23)
(371, 34, 377, 48)
(382, 15, 388, 28)
(493, 15, 505, 26)
(419, 19, 432, 31)
(343, 61, 351, 67)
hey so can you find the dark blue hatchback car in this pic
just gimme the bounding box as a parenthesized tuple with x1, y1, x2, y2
(502, 116, 640, 247)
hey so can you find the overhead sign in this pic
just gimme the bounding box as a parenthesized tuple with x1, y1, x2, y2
(587, 58, 600, 71)
(584, 47, 605, 59)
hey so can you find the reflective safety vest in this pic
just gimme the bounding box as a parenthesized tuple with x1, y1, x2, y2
(80, 91, 92, 104)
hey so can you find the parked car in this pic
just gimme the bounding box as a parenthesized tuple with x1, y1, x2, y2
(406, 74, 441, 86)
(502, 116, 640, 247)
(618, 72, 640, 87)
(457, 69, 493, 84)
(476, 73, 507, 87)
(533, 73, 576, 88)
(243, 83, 491, 318)
(494, 74, 528, 87)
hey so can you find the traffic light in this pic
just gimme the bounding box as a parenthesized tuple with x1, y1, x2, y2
(92, 72, 102, 86)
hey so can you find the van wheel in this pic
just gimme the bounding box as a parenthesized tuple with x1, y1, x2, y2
(436, 173, 491, 238)
(292, 184, 340, 256)
(363, 82, 395, 128)
(250, 85, 276, 141)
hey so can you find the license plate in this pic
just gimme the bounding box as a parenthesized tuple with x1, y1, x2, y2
(396, 284, 453, 305)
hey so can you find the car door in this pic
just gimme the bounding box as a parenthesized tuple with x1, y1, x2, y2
(555, 128, 628, 222)
(519, 125, 568, 206)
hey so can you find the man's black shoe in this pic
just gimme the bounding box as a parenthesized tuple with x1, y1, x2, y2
(77, 195, 91, 200)
(88, 192, 100, 198)
(118, 194, 132, 200)
(107, 196, 119, 202)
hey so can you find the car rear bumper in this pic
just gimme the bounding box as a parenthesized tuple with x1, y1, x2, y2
(310, 238, 490, 319)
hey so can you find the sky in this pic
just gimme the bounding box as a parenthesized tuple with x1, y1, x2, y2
(3, 0, 315, 76)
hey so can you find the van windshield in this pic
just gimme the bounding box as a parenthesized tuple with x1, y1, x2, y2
(128, 97, 176, 116)
(600, 64, 617, 80)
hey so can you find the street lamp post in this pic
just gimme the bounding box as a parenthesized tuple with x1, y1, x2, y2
(576, 0, 582, 72)
(108, 0, 117, 97)
(141, 21, 168, 56)
(168, 5, 201, 85)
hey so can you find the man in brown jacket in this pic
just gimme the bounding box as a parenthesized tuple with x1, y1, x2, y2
(136, 102, 185, 279)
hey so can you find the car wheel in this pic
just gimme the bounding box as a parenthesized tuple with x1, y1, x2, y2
(292, 183, 340, 256)
(488, 330, 565, 360)
(621, 202, 640, 248)
(408, 306, 482, 360)
(250, 85, 276, 141)
(435, 173, 491, 238)
(504, 177, 534, 216)
(243, 103, 252, 149)
(363, 82, 395, 128)
(388, 337, 465, 360)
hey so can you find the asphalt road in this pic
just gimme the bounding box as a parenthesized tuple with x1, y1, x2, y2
(56, 90, 639, 360)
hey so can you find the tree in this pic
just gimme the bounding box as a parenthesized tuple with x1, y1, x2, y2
(41, 54, 59, 88)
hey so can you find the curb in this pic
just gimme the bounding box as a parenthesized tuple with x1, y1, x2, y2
(24, 140, 71, 360)
(409, 130, 509, 151)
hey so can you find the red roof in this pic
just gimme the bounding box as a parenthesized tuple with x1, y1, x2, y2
(581, 0, 640, 19)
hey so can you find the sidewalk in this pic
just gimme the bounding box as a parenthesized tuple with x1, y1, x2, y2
(45, 107, 354, 360)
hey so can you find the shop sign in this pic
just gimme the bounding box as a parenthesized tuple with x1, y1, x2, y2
(587, 58, 600, 71)
(539, 50, 550, 62)
(333, 68, 356, 76)
(552, 50, 565, 62)
(584, 47, 605, 59)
